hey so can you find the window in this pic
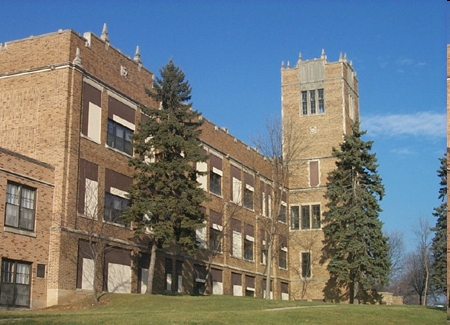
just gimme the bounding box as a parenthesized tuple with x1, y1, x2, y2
(5, 182, 35, 231)
(232, 177, 242, 205)
(196, 161, 207, 190)
(301, 206, 310, 229)
(244, 238, 253, 261)
(318, 88, 325, 113)
(209, 210, 222, 252)
(292, 205, 320, 230)
(36, 264, 46, 278)
(301, 91, 308, 115)
(209, 227, 222, 252)
(312, 205, 321, 228)
(82, 81, 102, 143)
(196, 223, 207, 248)
(232, 231, 242, 258)
(310, 90, 316, 114)
(209, 153, 223, 196)
(301, 88, 324, 115)
(210, 170, 222, 196)
(279, 235, 287, 269)
(301, 252, 311, 278)
(309, 160, 319, 187)
(231, 219, 242, 258)
(0, 259, 31, 307)
(244, 186, 254, 210)
(243, 172, 254, 210)
(279, 249, 287, 269)
(291, 206, 300, 230)
(279, 203, 287, 223)
(107, 119, 133, 155)
(260, 230, 267, 265)
(104, 192, 129, 225)
(231, 166, 242, 205)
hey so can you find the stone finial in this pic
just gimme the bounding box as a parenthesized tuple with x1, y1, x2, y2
(134, 46, 142, 64)
(321, 49, 326, 59)
(298, 52, 302, 62)
(73, 47, 82, 66)
(343, 53, 348, 62)
(339, 52, 343, 62)
(281, 61, 285, 69)
(287, 60, 290, 68)
(101, 23, 110, 43)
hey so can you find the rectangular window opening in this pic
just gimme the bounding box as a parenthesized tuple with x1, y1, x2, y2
(5, 182, 36, 232)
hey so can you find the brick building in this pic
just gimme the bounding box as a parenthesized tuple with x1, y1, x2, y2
(0, 26, 356, 308)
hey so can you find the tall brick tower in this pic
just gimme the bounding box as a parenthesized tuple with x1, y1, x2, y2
(282, 50, 359, 300)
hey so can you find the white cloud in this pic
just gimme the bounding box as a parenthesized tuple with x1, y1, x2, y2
(362, 112, 446, 138)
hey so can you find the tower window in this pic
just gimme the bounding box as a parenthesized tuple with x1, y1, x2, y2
(310, 90, 316, 114)
(301, 91, 308, 115)
(318, 89, 324, 113)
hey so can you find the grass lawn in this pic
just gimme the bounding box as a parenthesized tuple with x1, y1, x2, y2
(0, 294, 446, 324)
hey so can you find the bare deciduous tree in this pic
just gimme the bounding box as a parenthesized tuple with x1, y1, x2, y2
(253, 115, 308, 299)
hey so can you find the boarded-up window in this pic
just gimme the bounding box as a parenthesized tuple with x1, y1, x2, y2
(77, 159, 98, 217)
(231, 219, 242, 258)
(82, 82, 102, 143)
(309, 160, 319, 187)
(231, 165, 242, 205)
(194, 264, 207, 283)
(197, 148, 208, 190)
(231, 273, 242, 296)
(211, 268, 223, 295)
(281, 282, 289, 300)
(103, 247, 131, 293)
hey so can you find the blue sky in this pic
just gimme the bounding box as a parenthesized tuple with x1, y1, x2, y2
(0, 0, 447, 247)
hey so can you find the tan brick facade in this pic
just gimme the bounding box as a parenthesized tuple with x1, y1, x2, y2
(282, 53, 359, 300)
(0, 147, 54, 308)
(0, 28, 358, 308)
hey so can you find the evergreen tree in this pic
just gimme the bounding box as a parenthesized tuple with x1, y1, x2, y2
(430, 154, 447, 295)
(322, 121, 390, 304)
(126, 60, 207, 293)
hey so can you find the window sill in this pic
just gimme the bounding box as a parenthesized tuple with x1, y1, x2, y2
(80, 133, 101, 145)
(105, 144, 133, 158)
(209, 191, 222, 198)
(4, 226, 37, 238)
(103, 220, 132, 229)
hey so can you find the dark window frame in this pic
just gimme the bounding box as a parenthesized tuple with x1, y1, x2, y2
(301, 91, 308, 115)
(290, 206, 299, 230)
(244, 238, 254, 261)
(107, 119, 133, 155)
(103, 192, 129, 226)
(209, 170, 222, 196)
(301, 252, 311, 278)
(209, 227, 222, 252)
(0, 259, 31, 307)
(318, 88, 325, 113)
(5, 182, 36, 232)
(310, 90, 316, 114)
(243, 187, 254, 210)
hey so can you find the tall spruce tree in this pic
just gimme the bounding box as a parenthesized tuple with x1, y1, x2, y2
(430, 154, 447, 295)
(126, 60, 207, 294)
(322, 121, 390, 304)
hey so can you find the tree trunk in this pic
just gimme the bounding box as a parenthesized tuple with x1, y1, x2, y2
(146, 244, 157, 294)
(265, 240, 272, 300)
